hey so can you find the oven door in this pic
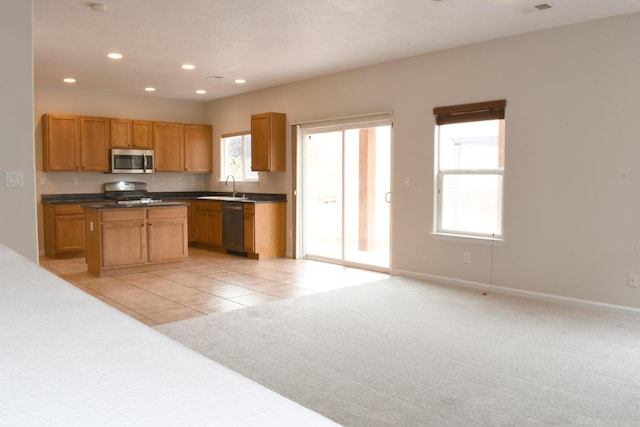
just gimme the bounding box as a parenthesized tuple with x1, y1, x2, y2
(111, 149, 154, 173)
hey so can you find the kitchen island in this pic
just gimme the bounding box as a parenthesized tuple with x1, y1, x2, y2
(83, 202, 189, 276)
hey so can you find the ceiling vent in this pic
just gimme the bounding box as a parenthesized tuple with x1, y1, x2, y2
(522, 3, 553, 14)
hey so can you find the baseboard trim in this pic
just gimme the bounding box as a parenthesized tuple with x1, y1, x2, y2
(390, 268, 640, 314)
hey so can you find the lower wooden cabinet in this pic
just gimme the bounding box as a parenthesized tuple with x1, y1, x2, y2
(147, 206, 189, 262)
(243, 202, 286, 259)
(43, 203, 85, 257)
(101, 211, 146, 268)
(85, 205, 188, 275)
(193, 201, 222, 247)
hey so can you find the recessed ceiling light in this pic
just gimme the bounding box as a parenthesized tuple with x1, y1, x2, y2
(234, 79, 246, 84)
(107, 52, 122, 59)
(63, 78, 76, 84)
(144, 87, 156, 92)
(196, 90, 206, 94)
(182, 64, 196, 70)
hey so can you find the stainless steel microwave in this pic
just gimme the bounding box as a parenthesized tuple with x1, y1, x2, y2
(110, 149, 154, 174)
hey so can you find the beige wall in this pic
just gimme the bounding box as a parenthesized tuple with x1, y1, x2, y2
(206, 13, 640, 308)
(0, 1, 37, 262)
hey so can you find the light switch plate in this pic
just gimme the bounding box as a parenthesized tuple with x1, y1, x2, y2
(5, 171, 24, 188)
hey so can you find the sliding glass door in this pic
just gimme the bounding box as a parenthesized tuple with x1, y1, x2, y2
(300, 120, 391, 270)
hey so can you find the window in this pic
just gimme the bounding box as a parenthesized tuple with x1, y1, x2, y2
(434, 100, 506, 239)
(220, 132, 258, 181)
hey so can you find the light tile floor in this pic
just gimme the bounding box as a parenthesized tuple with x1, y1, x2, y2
(40, 247, 389, 326)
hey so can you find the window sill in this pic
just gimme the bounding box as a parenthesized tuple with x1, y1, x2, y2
(430, 232, 503, 245)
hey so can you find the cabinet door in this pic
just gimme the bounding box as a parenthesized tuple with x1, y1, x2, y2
(194, 202, 222, 246)
(55, 214, 85, 253)
(251, 112, 286, 171)
(43, 114, 79, 171)
(132, 120, 153, 149)
(80, 117, 110, 171)
(210, 209, 223, 247)
(147, 218, 188, 262)
(101, 221, 146, 268)
(184, 124, 212, 172)
(153, 122, 184, 171)
(110, 118, 132, 148)
(251, 113, 270, 171)
(243, 209, 255, 254)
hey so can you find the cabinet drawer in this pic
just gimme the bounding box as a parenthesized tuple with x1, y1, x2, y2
(101, 209, 145, 222)
(195, 201, 222, 212)
(147, 206, 187, 220)
(54, 204, 84, 215)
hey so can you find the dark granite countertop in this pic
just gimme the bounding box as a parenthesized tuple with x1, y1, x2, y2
(42, 192, 287, 204)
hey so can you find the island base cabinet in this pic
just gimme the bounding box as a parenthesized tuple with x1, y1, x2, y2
(85, 206, 188, 276)
(101, 220, 146, 268)
(147, 208, 188, 262)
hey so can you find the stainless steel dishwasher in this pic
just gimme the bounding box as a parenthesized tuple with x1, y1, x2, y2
(222, 201, 244, 253)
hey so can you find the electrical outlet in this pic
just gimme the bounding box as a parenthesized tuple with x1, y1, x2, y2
(464, 253, 471, 264)
(628, 273, 638, 288)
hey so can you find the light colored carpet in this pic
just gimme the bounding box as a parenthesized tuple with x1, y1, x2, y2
(155, 276, 640, 426)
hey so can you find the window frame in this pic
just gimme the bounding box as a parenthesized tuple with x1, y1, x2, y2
(433, 100, 506, 240)
(219, 131, 258, 183)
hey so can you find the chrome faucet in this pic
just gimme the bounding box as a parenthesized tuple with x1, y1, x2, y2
(225, 174, 236, 197)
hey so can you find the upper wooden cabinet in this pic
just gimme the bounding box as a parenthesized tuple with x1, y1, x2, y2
(79, 117, 110, 171)
(42, 114, 79, 171)
(154, 122, 212, 172)
(111, 119, 154, 149)
(132, 120, 154, 149)
(251, 112, 286, 172)
(43, 113, 210, 173)
(153, 122, 184, 172)
(80, 117, 109, 172)
(110, 118, 132, 148)
(42, 114, 109, 172)
(184, 124, 213, 172)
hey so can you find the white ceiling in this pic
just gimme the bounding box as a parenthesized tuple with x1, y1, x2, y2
(34, 0, 640, 102)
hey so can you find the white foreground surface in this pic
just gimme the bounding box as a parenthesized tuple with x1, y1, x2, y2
(0, 243, 335, 426)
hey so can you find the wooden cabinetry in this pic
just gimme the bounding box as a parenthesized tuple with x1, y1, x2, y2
(153, 122, 184, 172)
(43, 113, 210, 172)
(193, 201, 222, 247)
(147, 207, 189, 262)
(42, 114, 79, 171)
(43, 203, 85, 257)
(243, 202, 286, 259)
(184, 124, 213, 172)
(42, 114, 110, 171)
(110, 118, 132, 148)
(132, 120, 154, 149)
(100, 209, 146, 269)
(85, 205, 188, 276)
(251, 112, 286, 172)
(154, 122, 213, 172)
(110, 119, 155, 149)
(79, 117, 110, 171)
